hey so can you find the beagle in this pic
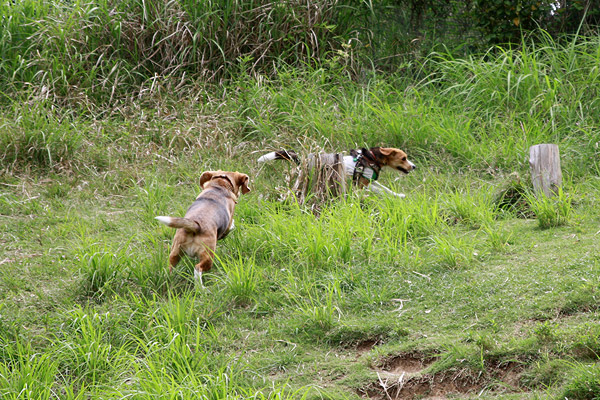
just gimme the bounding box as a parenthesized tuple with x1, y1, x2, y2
(156, 170, 250, 285)
(258, 147, 415, 197)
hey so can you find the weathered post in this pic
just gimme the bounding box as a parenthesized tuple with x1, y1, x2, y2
(529, 144, 562, 197)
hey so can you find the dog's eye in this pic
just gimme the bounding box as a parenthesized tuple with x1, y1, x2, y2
(402, 157, 407, 161)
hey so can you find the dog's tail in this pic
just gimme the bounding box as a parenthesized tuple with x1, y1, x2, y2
(155, 216, 200, 233)
(257, 149, 300, 164)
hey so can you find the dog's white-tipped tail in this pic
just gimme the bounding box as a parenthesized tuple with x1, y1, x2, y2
(155, 216, 172, 226)
(156, 216, 200, 233)
(257, 151, 277, 163)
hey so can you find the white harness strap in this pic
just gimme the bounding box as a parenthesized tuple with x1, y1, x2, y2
(361, 167, 376, 180)
(343, 153, 377, 181)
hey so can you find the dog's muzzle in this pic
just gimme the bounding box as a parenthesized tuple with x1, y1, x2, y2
(397, 164, 416, 174)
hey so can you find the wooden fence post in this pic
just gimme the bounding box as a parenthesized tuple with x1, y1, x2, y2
(529, 144, 562, 197)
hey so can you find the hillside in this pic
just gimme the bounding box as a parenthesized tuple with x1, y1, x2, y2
(1, 2, 599, 398)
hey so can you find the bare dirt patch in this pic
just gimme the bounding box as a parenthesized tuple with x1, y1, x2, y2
(362, 353, 526, 400)
(356, 339, 377, 354)
(379, 353, 433, 375)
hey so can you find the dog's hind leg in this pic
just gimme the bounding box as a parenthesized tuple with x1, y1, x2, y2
(194, 269, 204, 288)
(194, 257, 213, 288)
(193, 240, 216, 288)
(168, 248, 181, 273)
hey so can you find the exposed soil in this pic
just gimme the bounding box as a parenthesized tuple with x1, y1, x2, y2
(362, 353, 526, 400)
(356, 339, 378, 354)
(380, 353, 434, 375)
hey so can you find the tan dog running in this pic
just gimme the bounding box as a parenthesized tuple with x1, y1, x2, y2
(156, 170, 250, 286)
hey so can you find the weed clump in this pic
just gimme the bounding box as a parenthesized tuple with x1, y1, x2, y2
(443, 187, 496, 229)
(562, 363, 600, 400)
(526, 187, 574, 229)
(0, 107, 84, 172)
(521, 359, 570, 389)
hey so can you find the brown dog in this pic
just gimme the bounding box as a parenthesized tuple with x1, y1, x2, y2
(156, 170, 250, 285)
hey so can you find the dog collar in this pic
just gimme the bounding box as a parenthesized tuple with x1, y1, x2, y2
(212, 175, 239, 202)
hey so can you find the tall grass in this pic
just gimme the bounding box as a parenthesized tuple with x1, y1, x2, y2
(0, 0, 366, 105)
(218, 252, 260, 307)
(387, 33, 600, 174)
(1, 32, 598, 178)
(422, 33, 600, 121)
(56, 308, 132, 387)
(0, 341, 58, 399)
(0, 0, 52, 96)
(0, 104, 85, 170)
(0, 300, 310, 399)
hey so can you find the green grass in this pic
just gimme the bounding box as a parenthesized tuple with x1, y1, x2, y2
(1, 29, 600, 399)
(527, 187, 576, 229)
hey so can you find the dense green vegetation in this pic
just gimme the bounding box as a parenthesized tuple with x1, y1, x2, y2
(1, 1, 599, 399)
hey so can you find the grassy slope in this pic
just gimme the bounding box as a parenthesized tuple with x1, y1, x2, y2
(2, 41, 600, 399)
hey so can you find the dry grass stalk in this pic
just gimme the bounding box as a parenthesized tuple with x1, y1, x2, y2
(290, 152, 347, 207)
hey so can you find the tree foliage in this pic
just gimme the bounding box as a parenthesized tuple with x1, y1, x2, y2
(471, 0, 598, 44)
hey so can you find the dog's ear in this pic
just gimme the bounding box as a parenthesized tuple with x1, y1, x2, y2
(236, 173, 251, 194)
(379, 147, 398, 156)
(199, 171, 215, 188)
